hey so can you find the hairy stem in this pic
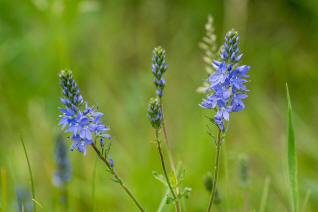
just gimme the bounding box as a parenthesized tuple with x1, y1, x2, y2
(155, 129, 180, 212)
(207, 129, 222, 212)
(160, 103, 181, 212)
(90, 143, 145, 212)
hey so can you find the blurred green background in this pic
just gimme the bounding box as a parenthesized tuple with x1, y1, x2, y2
(1, 0, 318, 211)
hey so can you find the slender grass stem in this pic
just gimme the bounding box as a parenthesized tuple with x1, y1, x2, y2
(90, 143, 145, 212)
(20, 137, 36, 212)
(286, 84, 299, 212)
(155, 129, 180, 212)
(207, 129, 222, 212)
(159, 102, 181, 212)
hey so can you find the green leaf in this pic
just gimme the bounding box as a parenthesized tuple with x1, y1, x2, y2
(286, 84, 299, 212)
(169, 173, 177, 189)
(152, 171, 168, 186)
(157, 189, 169, 212)
(166, 194, 175, 204)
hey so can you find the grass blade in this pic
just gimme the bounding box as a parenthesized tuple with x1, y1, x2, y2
(286, 83, 299, 212)
(259, 176, 271, 212)
(1, 168, 7, 212)
(32, 199, 44, 209)
(156, 189, 169, 212)
(301, 189, 311, 212)
(20, 136, 36, 212)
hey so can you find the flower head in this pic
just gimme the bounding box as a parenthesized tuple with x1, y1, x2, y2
(147, 97, 162, 129)
(58, 70, 111, 156)
(200, 30, 250, 131)
(152, 47, 167, 98)
(53, 135, 71, 187)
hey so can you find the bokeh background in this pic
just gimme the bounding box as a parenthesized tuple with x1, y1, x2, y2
(0, 0, 318, 211)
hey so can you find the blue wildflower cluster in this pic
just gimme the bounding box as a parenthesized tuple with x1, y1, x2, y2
(152, 47, 167, 98)
(58, 70, 111, 155)
(53, 135, 71, 187)
(200, 30, 250, 131)
(147, 98, 162, 129)
(15, 187, 33, 212)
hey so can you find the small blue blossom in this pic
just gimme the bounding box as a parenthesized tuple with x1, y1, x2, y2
(53, 135, 71, 187)
(109, 157, 114, 166)
(152, 47, 167, 98)
(58, 70, 111, 155)
(200, 30, 250, 131)
(147, 97, 162, 129)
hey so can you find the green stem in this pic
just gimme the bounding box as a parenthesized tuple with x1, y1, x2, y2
(159, 102, 181, 212)
(155, 129, 179, 212)
(90, 143, 145, 212)
(207, 129, 222, 212)
(20, 137, 36, 212)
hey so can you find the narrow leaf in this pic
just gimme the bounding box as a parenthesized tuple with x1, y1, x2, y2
(20, 136, 36, 212)
(286, 84, 299, 212)
(157, 189, 169, 212)
(32, 199, 43, 209)
(152, 171, 168, 186)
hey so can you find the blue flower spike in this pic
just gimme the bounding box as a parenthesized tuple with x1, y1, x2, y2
(53, 135, 71, 187)
(58, 70, 111, 155)
(152, 47, 167, 98)
(200, 29, 250, 131)
(147, 97, 162, 129)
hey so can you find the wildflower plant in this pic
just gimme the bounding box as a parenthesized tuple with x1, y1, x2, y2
(58, 70, 145, 211)
(199, 29, 250, 211)
(148, 47, 190, 212)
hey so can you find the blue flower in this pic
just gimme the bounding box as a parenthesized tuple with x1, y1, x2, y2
(200, 30, 250, 131)
(147, 97, 162, 129)
(152, 47, 167, 98)
(53, 135, 71, 187)
(58, 70, 111, 155)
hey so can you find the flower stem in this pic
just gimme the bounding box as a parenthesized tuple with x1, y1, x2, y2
(90, 143, 145, 212)
(160, 103, 181, 212)
(207, 129, 222, 212)
(155, 129, 180, 212)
